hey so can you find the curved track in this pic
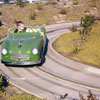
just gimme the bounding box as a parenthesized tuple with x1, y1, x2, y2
(0, 22, 100, 100)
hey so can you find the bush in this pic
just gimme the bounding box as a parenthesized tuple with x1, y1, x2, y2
(45, 1, 52, 5)
(72, 47, 81, 54)
(84, 8, 90, 13)
(30, 13, 36, 20)
(73, 0, 79, 5)
(16, 0, 25, 7)
(80, 15, 95, 28)
(0, 73, 8, 93)
(36, 3, 44, 10)
(60, 8, 67, 14)
(90, 0, 99, 7)
(80, 15, 95, 40)
(70, 25, 78, 32)
(8, 94, 47, 100)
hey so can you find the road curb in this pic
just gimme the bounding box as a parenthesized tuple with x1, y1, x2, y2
(49, 32, 100, 76)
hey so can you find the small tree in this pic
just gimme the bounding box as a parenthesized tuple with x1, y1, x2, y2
(80, 15, 95, 40)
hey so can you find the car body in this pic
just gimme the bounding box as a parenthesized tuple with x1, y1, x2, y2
(1, 26, 46, 66)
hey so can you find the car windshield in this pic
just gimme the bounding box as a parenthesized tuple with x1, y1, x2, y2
(8, 26, 42, 34)
(8, 26, 42, 40)
(9, 33, 38, 40)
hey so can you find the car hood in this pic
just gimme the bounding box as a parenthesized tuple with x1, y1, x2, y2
(7, 36, 43, 54)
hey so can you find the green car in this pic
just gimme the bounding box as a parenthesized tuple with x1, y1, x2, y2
(1, 26, 46, 66)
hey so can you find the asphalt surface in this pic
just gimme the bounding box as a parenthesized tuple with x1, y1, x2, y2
(0, 22, 100, 100)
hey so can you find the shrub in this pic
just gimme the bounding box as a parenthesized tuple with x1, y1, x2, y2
(73, 0, 79, 5)
(45, 1, 52, 5)
(90, 0, 99, 7)
(80, 15, 95, 28)
(0, 73, 8, 93)
(36, 3, 44, 10)
(30, 13, 36, 20)
(72, 47, 81, 54)
(80, 15, 95, 40)
(60, 8, 67, 14)
(16, 0, 25, 7)
(84, 8, 90, 13)
(70, 25, 78, 32)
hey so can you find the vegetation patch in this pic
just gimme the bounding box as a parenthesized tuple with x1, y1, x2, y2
(8, 94, 46, 100)
(0, 27, 7, 40)
(60, 8, 67, 14)
(53, 22, 100, 68)
(1, 0, 100, 28)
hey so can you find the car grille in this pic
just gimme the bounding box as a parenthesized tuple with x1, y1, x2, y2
(11, 54, 30, 61)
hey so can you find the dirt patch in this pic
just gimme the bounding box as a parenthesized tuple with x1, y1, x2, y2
(0, 84, 25, 100)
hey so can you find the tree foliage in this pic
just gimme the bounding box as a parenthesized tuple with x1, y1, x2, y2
(80, 15, 95, 40)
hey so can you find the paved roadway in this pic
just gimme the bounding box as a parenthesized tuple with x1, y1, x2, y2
(0, 22, 100, 100)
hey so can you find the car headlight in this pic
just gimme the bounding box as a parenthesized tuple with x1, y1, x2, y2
(2, 48, 7, 55)
(32, 48, 38, 55)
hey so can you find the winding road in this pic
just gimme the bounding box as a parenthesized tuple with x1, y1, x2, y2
(0, 22, 100, 100)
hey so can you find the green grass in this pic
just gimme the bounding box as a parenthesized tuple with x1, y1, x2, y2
(53, 22, 100, 68)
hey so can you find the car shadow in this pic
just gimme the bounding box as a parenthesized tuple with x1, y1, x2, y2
(37, 37, 49, 67)
(5, 38, 49, 68)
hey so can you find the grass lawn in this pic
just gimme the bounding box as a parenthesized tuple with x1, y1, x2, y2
(53, 22, 100, 68)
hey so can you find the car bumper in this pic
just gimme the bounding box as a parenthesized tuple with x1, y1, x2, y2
(1, 60, 41, 66)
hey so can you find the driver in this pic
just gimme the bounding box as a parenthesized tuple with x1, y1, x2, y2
(14, 21, 26, 33)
